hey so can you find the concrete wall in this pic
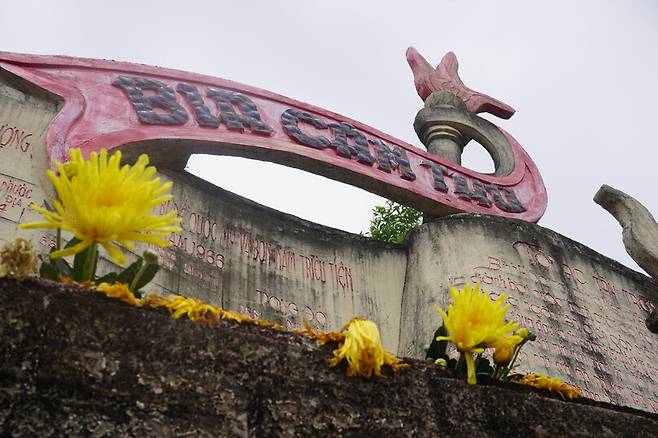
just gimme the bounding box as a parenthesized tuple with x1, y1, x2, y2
(2, 277, 657, 437)
(1, 64, 657, 414)
(400, 215, 658, 412)
(0, 70, 58, 248)
(148, 170, 408, 351)
(0, 71, 409, 351)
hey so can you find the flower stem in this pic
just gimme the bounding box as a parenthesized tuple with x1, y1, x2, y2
(465, 353, 477, 384)
(456, 352, 465, 373)
(130, 261, 147, 293)
(504, 339, 527, 380)
(81, 242, 98, 282)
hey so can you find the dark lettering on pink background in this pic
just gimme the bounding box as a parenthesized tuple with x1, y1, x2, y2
(0, 51, 546, 222)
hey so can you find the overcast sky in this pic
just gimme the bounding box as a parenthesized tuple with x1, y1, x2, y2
(2, 0, 657, 274)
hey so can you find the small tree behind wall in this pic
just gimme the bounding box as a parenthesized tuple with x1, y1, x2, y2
(367, 201, 422, 244)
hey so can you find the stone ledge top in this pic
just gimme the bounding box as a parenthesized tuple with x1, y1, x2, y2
(1, 277, 656, 437)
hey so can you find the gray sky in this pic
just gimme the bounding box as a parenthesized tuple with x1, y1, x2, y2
(2, 0, 657, 273)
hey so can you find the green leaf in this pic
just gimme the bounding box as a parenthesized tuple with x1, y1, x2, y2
(116, 257, 143, 285)
(455, 353, 467, 374)
(132, 262, 160, 292)
(95, 272, 118, 284)
(476, 357, 493, 373)
(64, 237, 81, 249)
(39, 261, 60, 281)
(72, 242, 97, 282)
(52, 257, 72, 278)
(476, 373, 494, 384)
(425, 324, 449, 361)
(475, 357, 495, 380)
(367, 200, 422, 244)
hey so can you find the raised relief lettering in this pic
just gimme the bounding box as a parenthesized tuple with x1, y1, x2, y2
(176, 83, 220, 128)
(484, 184, 527, 213)
(452, 173, 492, 207)
(206, 88, 273, 135)
(177, 84, 273, 135)
(419, 160, 447, 191)
(328, 122, 374, 165)
(281, 108, 331, 149)
(112, 75, 188, 125)
(373, 139, 416, 181)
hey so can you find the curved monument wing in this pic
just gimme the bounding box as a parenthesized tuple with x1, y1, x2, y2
(0, 51, 547, 222)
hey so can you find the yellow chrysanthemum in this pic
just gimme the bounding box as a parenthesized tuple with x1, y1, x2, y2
(436, 283, 519, 384)
(96, 282, 142, 307)
(19, 148, 181, 266)
(328, 317, 407, 378)
(492, 334, 524, 365)
(168, 296, 225, 322)
(517, 373, 583, 399)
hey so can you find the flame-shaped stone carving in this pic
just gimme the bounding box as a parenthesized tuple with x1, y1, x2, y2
(406, 47, 516, 120)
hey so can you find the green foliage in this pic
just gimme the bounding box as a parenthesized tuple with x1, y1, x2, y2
(367, 201, 422, 244)
(40, 233, 160, 296)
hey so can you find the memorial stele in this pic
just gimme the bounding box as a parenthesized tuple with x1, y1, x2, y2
(0, 48, 655, 413)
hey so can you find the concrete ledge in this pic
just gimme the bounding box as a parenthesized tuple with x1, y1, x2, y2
(0, 278, 656, 437)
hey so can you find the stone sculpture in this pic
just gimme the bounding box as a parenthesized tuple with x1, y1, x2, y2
(594, 184, 658, 332)
(406, 48, 516, 178)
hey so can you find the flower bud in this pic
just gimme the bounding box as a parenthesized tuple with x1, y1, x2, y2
(143, 250, 159, 265)
(434, 358, 448, 367)
(516, 327, 529, 338)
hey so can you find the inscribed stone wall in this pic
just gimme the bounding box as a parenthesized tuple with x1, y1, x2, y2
(2, 68, 657, 413)
(0, 74, 408, 351)
(0, 71, 58, 255)
(143, 170, 408, 351)
(399, 215, 658, 413)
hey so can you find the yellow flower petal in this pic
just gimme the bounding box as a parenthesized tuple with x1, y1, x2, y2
(436, 283, 521, 383)
(96, 282, 141, 307)
(492, 334, 523, 364)
(516, 373, 583, 399)
(50, 239, 93, 259)
(327, 317, 407, 378)
(19, 147, 182, 265)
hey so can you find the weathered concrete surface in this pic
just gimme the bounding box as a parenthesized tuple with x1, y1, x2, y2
(0, 69, 58, 239)
(595, 184, 658, 281)
(1, 55, 657, 414)
(595, 184, 658, 333)
(648, 308, 658, 332)
(1, 277, 656, 437)
(148, 169, 409, 352)
(400, 214, 658, 413)
(0, 64, 409, 351)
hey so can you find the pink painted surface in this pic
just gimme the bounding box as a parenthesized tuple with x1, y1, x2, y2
(0, 51, 547, 222)
(406, 47, 516, 119)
